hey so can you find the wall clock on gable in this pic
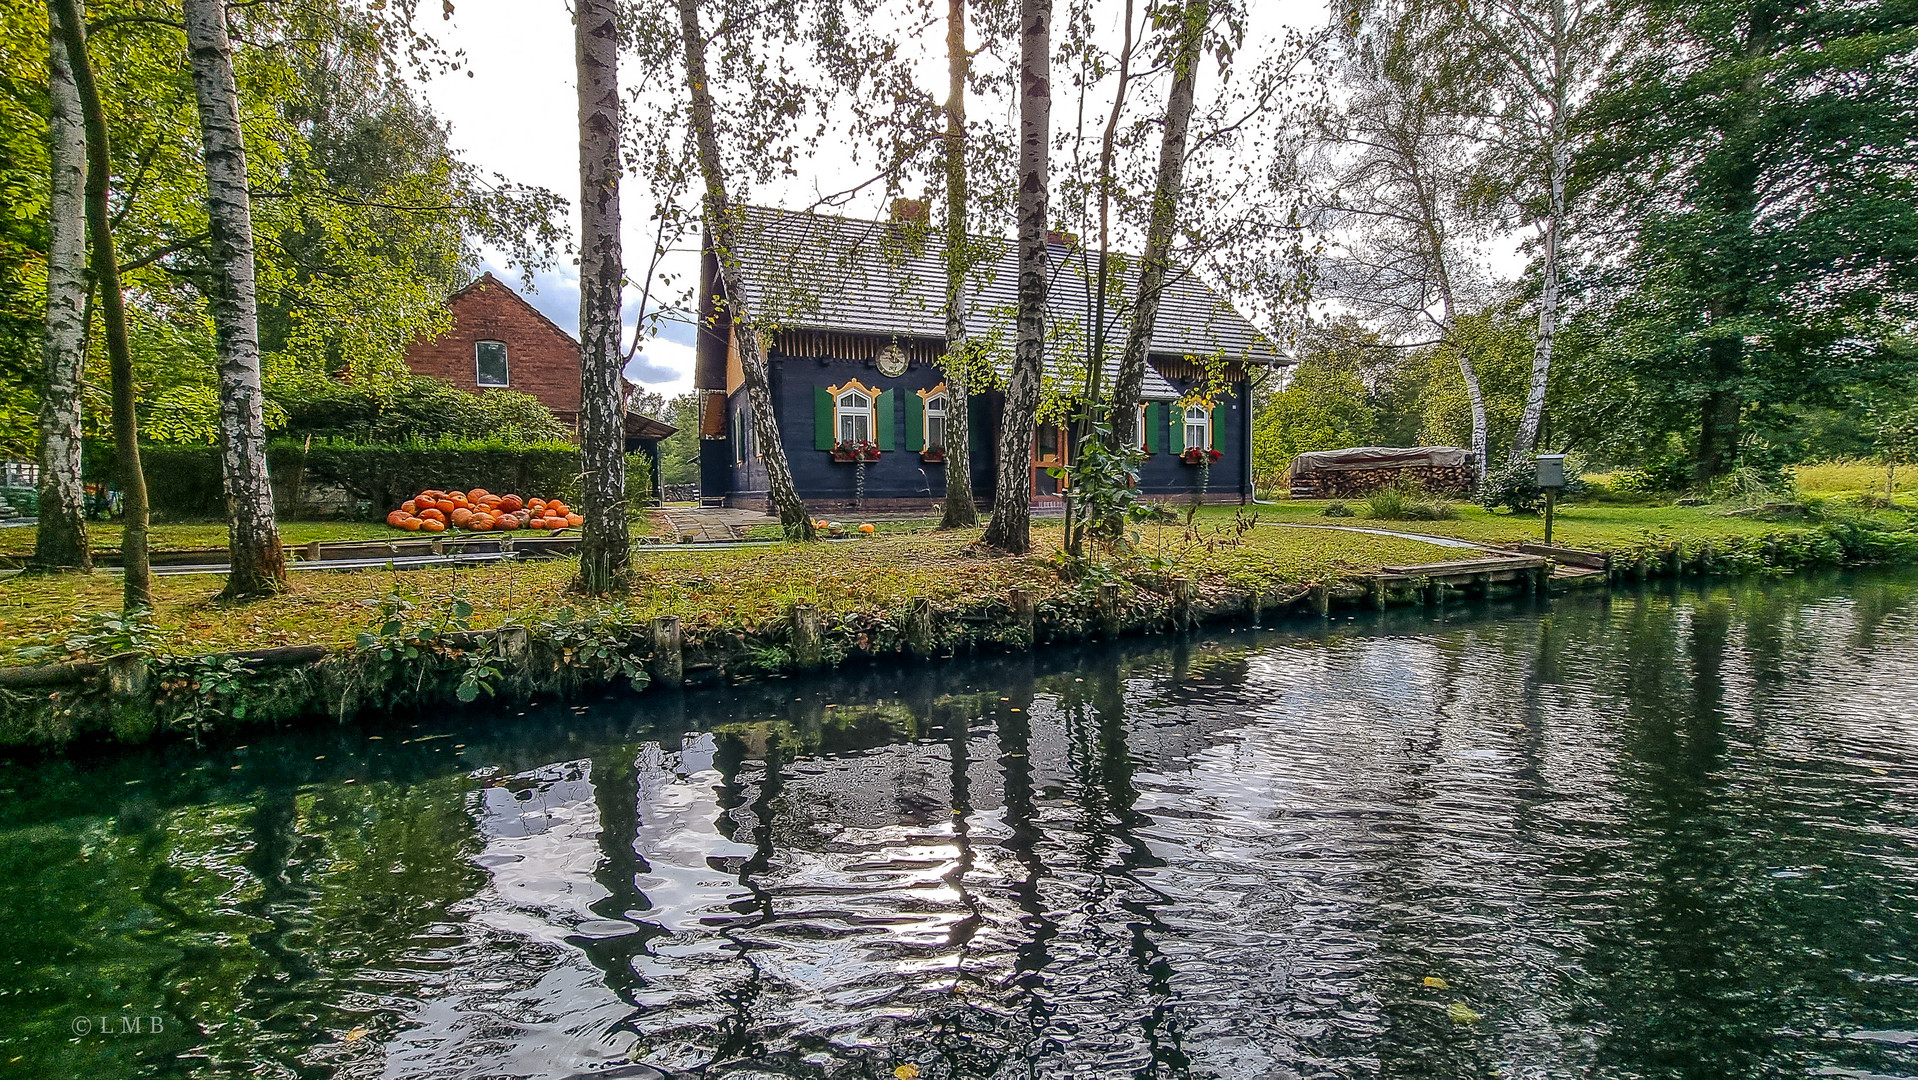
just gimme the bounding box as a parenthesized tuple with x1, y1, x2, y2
(876, 344, 907, 378)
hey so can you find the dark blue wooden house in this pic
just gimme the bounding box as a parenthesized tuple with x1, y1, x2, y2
(695, 206, 1283, 511)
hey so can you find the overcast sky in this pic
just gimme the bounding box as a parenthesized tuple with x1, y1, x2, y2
(418, 0, 1330, 400)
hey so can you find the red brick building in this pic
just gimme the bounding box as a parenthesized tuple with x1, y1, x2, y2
(402, 271, 586, 428)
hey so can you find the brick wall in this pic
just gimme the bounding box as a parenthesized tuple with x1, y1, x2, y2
(403, 272, 582, 424)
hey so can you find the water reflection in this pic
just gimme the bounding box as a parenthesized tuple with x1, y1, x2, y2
(2, 572, 1918, 1078)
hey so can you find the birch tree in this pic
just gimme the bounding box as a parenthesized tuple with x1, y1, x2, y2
(979, 0, 1052, 554)
(672, 0, 815, 541)
(183, 0, 284, 598)
(54, 0, 150, 609)
(1444, 0, 1609, 458)
(1107, 0, 1207, 449)
(1309, 19, 1493, 479)
(937, 0, 978, 529)
(31, 0, 89, 574)
(576, 0, 630, 591)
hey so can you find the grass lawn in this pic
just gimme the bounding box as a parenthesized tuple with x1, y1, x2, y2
(1214, 500, 1835, 553)
(1, 520, 1464, 658)
(0, 513, 664, 559)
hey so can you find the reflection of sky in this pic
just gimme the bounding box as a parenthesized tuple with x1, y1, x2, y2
(360, 586, 1918, 1079)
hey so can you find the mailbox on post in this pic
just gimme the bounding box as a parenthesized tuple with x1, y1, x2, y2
(1535, 454, 1567, 546)
(1535, 454, 1567, 489)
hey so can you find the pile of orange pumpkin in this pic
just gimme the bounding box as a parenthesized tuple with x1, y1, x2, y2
(384, 488, 584, 534)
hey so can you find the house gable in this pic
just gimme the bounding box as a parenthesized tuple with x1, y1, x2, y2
(403, 272, 583, 421)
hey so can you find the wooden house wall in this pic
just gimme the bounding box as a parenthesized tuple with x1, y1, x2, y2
(707, 349, 1251, 508)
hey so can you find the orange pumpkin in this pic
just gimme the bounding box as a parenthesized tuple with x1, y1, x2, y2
(468, 488, 489, 500)
(451, 507, 475, 526)
(565, 513, 583, 527)
(421, 518, 446, 533)
(498, 494, 523, 513)
(498, 514, 520, 530)
(419, 507, 446, 523)
(546, 516, 568, 530)
(386, 510, 405, 527)
(400, 500, 417, 514)
(546, 501, 568, 516)
(401, 517, 424, 531)
(528, 517, 549, 530)
(470, 515, 495, 531)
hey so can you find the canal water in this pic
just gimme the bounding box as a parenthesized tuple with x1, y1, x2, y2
(5, 571, 1918, 1080)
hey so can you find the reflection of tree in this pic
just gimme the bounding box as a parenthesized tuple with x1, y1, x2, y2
(579, 744, 665, 1028)
(707, 729, 784, 1065)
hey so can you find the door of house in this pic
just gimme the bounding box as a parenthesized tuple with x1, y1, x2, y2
(1031, 424, 1069, 497)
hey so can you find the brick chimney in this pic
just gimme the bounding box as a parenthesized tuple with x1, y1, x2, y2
(1045, 229, 1080, 248)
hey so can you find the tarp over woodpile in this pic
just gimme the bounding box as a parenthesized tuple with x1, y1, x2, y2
(1284, 446, 1477, 498)
(1286, 446, 1470, 479)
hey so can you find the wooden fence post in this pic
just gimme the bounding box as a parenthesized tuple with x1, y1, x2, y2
(105, 652, 149, 700)
(1371, 577, 1389, 610)
(1097, 582, 1122, 638)
(905, 598, 935, 657)
(1170, 576, 1192, 629)
(791, 604, 823, 669)
(650, 616, 683, 686)
(1309, 583, 1330, 619)
(1008, 588, 1035, 638)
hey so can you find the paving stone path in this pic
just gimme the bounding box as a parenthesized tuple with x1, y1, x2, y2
(658, 505, 779, 542)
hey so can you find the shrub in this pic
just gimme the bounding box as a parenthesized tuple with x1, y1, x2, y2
(133, 439, 582, 520)
(625, 450, 656, 511)
(1362, 478, 1457, 521)
(269, 372, 570, 444)
(1322, 501, 1354, 518)
(1477, 455, 1590, 514)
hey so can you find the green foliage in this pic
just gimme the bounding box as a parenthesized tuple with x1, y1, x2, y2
(269, 371, 569, 443)
(1322, 501, 1355, 518)
(625, 449, 656, 510)
(6, 607, 156, 665)
(132, 439, 581, 520)
(544, 607, 651, 693)
(1414, 309, 1537, 457)
(653, 393, 702, 487)
(1477, 456, 1591, 514)
(1362, 479, 1457, 521)
(1254, 325, 1381, 490)
(1579, 0, 1918, 480)
(153, 654, 252, 745)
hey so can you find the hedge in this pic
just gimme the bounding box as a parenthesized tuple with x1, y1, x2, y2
(135, 439, 583, 520)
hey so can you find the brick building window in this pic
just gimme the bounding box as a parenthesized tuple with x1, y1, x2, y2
(475, 341, 509, 387)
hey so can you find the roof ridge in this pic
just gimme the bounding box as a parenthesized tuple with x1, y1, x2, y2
(448, 270, 580, 350)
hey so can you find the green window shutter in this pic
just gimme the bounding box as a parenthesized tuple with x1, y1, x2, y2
(1212, 400, 1228, 449)
(815, 387, 834, 450)
(1146, 402, 1163, 454)
(905, 393, 923, 451)
(876, 389, 896, 450)
(1169, 405, 1185, 453)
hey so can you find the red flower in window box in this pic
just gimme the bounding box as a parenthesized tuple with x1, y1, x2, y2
(1180, 447, 1223, 465)
(830, 440, 881, 463)
(919, 446, 946, 463)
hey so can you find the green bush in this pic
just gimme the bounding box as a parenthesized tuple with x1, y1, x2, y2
(133, 439, 583, 520)
(1362, 479, 1457, 521)
(268, 371, 570, 443)
(1477, 455, 1590, 514)
(625, 450, 656, 511)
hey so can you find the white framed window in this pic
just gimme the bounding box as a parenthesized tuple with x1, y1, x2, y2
(1184, 404, 1211, 450)
(837, 387, 873, 443)
(924, 391, 948, 450)
(475, 340, 509, 387)
(1134, 404, 1149, 451)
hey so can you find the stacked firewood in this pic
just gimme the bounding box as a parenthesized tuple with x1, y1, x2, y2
(1292, 465, 1476, 499)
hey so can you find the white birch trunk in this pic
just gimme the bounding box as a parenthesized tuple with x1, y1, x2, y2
(33, 1, 90, 573)
(575, 0, 631, 591)
(1513, 124, 1566, 458)
(184, 0, 284, 597)
(980, 0, 1052, 554)
(1110, 0, 1205, 450)
(938, 0, 977, 529)
(676, 0, 815, 540)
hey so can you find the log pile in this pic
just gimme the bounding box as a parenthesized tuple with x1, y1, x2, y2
(1291, 464, 1476, 499)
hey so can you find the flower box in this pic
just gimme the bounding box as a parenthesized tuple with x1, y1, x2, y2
(830, 441, 881, 463)
(919, 447, 946, 463)
(1180, 447, 1223, 465)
